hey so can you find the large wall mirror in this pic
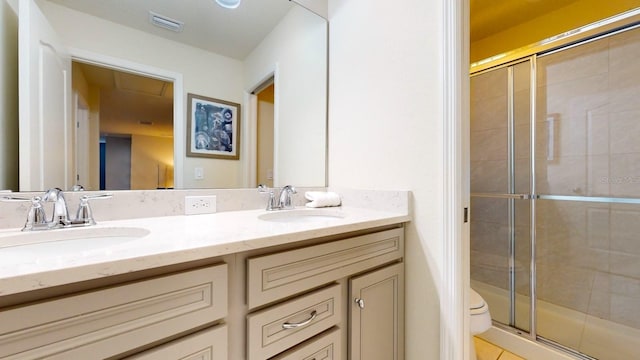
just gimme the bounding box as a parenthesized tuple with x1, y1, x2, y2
(0, 0, 327, 192)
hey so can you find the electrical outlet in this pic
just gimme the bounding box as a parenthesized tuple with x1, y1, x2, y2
(185, 195, 217, 215)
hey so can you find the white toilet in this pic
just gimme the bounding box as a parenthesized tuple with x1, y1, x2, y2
(470, 288, 492, 359)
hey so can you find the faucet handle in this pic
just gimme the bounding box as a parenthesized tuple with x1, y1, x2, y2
(258, 184, 278, 211)
(1, 195, 48, 231)
(74, 194, 112, 226)
(25, 196, 48, 230)
(80, 193, 113, 200)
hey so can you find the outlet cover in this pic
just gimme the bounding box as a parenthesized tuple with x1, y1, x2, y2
(185, 195, 217, 215)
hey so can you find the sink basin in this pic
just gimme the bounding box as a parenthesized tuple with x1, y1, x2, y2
(0, 227, 150, 266)
(258, 208, 345, 223)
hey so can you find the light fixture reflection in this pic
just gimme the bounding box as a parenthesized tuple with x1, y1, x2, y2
(216, 0, 241, 9)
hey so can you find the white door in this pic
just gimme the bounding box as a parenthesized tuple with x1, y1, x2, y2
(74, 92, 90, 188)
(18, 0, 72, 191)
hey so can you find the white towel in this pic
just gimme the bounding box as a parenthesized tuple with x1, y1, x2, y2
(304, 191, 341, 208)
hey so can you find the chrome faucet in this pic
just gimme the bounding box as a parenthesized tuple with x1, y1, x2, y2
(43, 188, 70, 227)
(1, 188, 112, 231)
(278, 185, 296, 210)
(258, 184, 297, 211)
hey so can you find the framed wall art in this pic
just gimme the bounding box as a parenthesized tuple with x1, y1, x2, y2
(186, 93, 241, 160)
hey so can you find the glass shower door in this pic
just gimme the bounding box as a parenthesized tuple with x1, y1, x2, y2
(470, 60, 532, 333)
(534, 27, 640, 359)
(471, 22, 640, 360)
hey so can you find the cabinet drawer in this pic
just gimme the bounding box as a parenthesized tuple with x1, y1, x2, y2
(247, 228, 403, 308)
(126, 325, 228, 360)
(247, 284, 341, 360)
(271, 327, 342, 360)
(0, 264, 227, 359)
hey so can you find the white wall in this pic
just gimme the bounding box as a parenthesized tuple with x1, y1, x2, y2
(292, 0, 328, 19)
(244, 5, 327, 187)
(38, 1, 245, 189)
(328, 0, 450, 358)
(0, 0, 19, 191)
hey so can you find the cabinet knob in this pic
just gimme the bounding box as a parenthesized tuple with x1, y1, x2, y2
(354, 297, 365, 309)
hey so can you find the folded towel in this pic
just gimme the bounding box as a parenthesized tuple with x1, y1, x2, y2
(305, 191, 341, 208)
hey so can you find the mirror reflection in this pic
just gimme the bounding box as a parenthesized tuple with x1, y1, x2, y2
(75, 63, 175, 191)
(0, 0, 327, 192)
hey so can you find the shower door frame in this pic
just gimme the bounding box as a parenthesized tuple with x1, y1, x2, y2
(471, 9, 640, 359)
(470, 55, 537, 339)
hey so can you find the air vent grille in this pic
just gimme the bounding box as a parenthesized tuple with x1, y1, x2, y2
(149, 11, 184, 33)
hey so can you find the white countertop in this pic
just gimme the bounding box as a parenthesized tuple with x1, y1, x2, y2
(0, 206, 410, 296)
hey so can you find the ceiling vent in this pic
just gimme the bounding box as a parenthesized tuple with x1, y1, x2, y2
(149, 11, 184, 33)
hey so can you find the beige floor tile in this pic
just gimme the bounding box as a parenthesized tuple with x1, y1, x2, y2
(474, 337, 503, 360)
(498, 350, 526, 360)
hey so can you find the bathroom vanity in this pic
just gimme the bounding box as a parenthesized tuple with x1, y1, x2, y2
(0, 199, 409, 360)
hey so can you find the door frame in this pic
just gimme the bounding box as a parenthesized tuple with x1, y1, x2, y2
(442, 0, 470, 359)
(245, 66, 280, 188)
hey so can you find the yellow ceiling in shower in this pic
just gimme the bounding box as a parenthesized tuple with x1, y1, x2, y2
(471, 0, 640, 62)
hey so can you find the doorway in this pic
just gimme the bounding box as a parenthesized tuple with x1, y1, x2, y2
(71, 61, 175, 190)
(256, 82, 275, 188)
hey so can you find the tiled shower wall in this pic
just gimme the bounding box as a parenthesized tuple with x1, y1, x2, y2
(471, 25, 640, 355)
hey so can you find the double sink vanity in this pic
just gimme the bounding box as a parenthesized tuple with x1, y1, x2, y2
(0, 188, 409, 360)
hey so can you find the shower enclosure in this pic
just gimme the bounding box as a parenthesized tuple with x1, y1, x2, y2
(470, 18, 640, 360)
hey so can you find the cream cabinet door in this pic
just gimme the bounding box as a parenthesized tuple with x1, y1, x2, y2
(349, 262, 404, 360)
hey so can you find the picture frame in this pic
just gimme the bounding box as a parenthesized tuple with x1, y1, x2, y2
(186, 93, 241, 160)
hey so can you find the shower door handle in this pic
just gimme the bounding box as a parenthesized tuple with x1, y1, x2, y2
(471, 193, 536, 200)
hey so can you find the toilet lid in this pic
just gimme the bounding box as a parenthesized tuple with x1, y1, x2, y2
(470, 288, 486, 310)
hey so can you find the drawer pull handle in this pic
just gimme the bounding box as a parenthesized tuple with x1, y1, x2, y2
(355, 297, 365, 309)
(282, 310, 318, 329)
